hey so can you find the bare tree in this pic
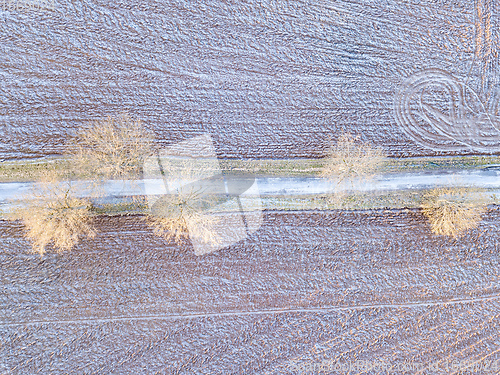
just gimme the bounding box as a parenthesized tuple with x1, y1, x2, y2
(13, 170, 96, 255)
(144, 157, 222, 246)
(321, 132, 386, 206)
(67, 113, 154, 181)
(321, 132, 386, 183)
(145, 187, 221, 246)
(421, 187, 488, 238)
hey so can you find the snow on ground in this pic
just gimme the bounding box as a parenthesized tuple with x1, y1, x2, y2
(2, 210, 500, 373)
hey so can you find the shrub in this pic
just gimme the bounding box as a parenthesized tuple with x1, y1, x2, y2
(421, 187, 488, 238)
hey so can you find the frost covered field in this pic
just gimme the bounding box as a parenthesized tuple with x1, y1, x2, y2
(2, 210, 500, 373)
(2, 0, 500, 374)
(1, 0, 499, 159)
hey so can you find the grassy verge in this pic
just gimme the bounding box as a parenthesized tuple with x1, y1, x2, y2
(1, 155, 500, 182)
(5, 188, 496, 219)
(220, 155, 500, 176)
(0, 158, 72, 182)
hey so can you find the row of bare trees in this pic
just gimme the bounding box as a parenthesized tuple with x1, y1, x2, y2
(321, 133, 491, 238)
(11, 113, 221, 255)
(8, 115, 493, 255)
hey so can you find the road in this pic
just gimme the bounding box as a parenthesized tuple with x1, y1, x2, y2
(1, 168, 499, 209)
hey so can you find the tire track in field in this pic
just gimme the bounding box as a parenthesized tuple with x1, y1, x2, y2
(2, 293, 500, 328)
